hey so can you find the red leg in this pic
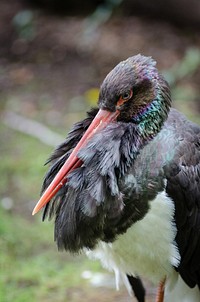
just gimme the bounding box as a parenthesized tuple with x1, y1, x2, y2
(156, 278, 166, 302)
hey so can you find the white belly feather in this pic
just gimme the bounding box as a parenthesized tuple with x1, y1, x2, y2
(87, 191, 180, 283)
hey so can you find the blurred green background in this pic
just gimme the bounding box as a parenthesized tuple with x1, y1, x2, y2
(0, 0, 200, 301)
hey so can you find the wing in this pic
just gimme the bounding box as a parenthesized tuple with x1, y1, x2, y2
(165, 111, 200, 288)
(42, 108, 98, 219)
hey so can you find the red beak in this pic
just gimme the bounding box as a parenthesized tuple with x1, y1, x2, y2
(32, 109, 119, 215)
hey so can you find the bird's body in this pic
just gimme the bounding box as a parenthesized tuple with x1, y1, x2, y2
(33, 55, 200, 301)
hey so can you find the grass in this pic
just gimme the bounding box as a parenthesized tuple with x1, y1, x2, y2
(0, 205, 107, 302)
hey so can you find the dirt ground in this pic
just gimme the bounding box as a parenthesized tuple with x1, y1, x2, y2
(1, 0, 200, 107)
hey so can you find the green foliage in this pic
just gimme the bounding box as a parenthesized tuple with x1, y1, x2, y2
(163, 48, 200, 86)
(162, 48, 200, 125)
(12, 10, 36, 41)
(82, 0, 124, 39)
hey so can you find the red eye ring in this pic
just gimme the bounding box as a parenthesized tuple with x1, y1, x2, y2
(121, 89, 133, 100)
(117, 89, 133, 108)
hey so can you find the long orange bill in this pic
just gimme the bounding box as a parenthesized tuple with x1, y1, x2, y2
(32, 108, 119, 215)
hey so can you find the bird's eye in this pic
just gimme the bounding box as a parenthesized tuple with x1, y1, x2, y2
(121, 90, 133, 100)
(116, 89, 133, 109)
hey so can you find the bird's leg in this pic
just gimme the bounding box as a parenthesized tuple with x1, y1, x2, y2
(155, 278, 166, 302)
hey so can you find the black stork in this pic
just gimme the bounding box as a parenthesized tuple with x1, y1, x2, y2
(32, 55, 200, 302)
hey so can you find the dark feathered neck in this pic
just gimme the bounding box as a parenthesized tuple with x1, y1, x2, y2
(131, 75, 171, 141)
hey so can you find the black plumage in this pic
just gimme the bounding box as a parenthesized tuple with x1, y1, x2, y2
(34, 55, 200, 300)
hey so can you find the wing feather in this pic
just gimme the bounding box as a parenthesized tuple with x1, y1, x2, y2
(165, 113, 200, 288)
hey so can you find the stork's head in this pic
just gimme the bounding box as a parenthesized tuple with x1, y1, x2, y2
(98, 55, 171, 124)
